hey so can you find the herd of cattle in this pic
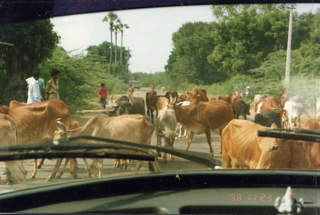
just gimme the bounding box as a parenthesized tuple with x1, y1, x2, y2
(0, 86, 319, 187)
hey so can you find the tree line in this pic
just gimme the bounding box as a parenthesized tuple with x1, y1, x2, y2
(1, 5, 320, 114)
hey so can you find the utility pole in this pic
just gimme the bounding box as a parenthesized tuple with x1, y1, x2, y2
(285, 5, 295, 82)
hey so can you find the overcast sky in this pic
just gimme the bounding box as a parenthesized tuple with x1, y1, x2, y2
(51, 4, 320, 73)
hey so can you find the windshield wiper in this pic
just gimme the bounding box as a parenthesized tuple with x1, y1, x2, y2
(258, 128, 320, 142)
(0, 135, 221, 168)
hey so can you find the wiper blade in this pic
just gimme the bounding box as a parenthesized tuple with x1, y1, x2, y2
(0, 135, 221, 168)
(258, 128, 320, 142)
(0, 151, 155, 162)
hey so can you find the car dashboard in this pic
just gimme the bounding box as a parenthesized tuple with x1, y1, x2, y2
(1, 170, 319, 214)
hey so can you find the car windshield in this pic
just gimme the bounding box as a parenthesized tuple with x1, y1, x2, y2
(0, 1, 319, 213)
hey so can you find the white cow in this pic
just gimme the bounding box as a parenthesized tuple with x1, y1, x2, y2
(282, 96, 306, 128)
(156, 96, 177, 162)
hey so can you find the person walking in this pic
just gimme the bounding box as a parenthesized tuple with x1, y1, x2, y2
(46, 69, 61, 100)
(26, 69, 42, 103)
(98, 83, 108, 109)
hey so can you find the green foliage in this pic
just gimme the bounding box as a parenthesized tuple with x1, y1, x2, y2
(39, 47, 127, 114)
(0, 18, 60, 103)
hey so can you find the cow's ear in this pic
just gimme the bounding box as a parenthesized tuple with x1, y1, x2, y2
(270, 123, 278, 129)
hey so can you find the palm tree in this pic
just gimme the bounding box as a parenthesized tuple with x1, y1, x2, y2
(102, 12, 118, 74)
(113, 23, 121, 75)
(117, 20, 129, 74)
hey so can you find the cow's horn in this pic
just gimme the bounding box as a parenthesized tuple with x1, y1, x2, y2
(129, 94, 134, 106)
(110, 95, 118, 107)
(56, 118, 67, 131)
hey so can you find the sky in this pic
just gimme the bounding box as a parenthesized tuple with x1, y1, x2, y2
(51, 4, 320, 74)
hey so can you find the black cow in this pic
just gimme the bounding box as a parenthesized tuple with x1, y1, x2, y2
(254, 110, 282, 128)
(108, 95, 145, 116)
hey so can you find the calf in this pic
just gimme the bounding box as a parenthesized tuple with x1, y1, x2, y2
(53, 114, 159, 178)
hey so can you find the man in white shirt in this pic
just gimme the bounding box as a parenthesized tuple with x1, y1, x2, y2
(26, 69, 42, 103)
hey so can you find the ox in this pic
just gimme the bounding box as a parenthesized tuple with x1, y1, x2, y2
(0, 114, 26, 186)
(156, 97, 177, 162)
(257, 96, 282, 114)
(53, 114, 159, 178)
(222, 119, 312, 169)
(164, 90, 179, 102)
(0, 99, 71, 178)
(218, 91, 241, 105)
(186, 87, 209, 101)
(231, 97, 250, 119)
(108, 95, 145, 116)
(282, 96, 307, 129)
(146, 90, 158, 123)
(171, 92, 234, 155)
(128, 87, 134, 95)
(254, 110, 282, 128)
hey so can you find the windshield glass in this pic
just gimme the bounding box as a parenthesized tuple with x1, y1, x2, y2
(0, 2, 319, 198)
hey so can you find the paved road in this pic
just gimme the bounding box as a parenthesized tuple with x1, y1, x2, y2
(0, 88, 240, 191)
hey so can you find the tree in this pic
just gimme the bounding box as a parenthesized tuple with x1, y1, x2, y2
(103, 12, 118, 74)
(117, 20, 129, 76)
(166, 22, 218, 84)
(0, 19, 59, 104)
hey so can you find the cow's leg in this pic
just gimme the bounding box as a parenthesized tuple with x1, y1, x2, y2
(156, 135, 162, 158)
(46, 158, 64, 181)
(185, 131, 194, 150)
(98, 159, 103, 178)
(37, 158, 45, 168)
(5, 160, 26, 187)
(222, 151, 231, 169)
(204, 129, 214, 156)
(113, 159, 120, 168)
(31, 158, 38, 178)
(120, 159, 127, 169)
(82, 158, 91, 177)
(90, 159, 99, 178)
(56, 158, 70, 178)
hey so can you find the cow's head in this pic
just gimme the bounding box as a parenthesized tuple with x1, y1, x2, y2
(256, 137, 312, 170)
(109, 95, 133, 116)
(54, 118, 69, 139)
(159, 130, 176, 147)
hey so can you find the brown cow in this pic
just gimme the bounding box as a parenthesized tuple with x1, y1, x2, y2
(222, 119, 313, 170)
(0, 114, 26, 186)
(258, 96, 283, 114)
(170, 92, 233, 155)
(186, 87, 209, 101)
(128, 87, 134, 95)
(301, 118, 320, 169)
(218, 91, 241, 105)
(53, 114, 159, 178)
(146, 90, 158, 123)
(0, 99, 71, 178)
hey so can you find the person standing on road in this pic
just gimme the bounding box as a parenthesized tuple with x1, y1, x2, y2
(46, 69, 61, 100)
(98, 83, 108, 109)
(26, 68, 42, 103)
